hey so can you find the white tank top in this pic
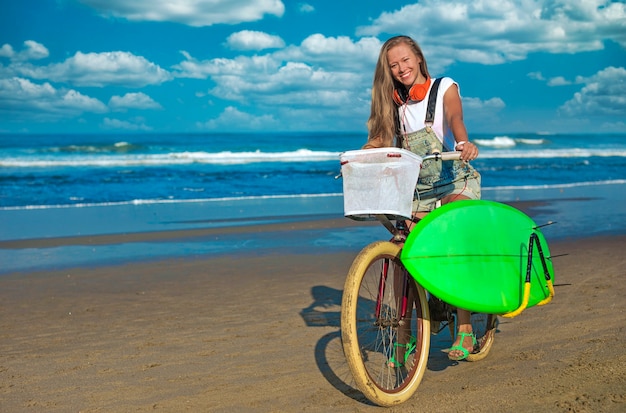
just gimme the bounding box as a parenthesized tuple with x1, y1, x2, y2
(397, 76, 459, 151)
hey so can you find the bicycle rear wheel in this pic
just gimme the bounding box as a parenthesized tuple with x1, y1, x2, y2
(341, 241, 430, 407)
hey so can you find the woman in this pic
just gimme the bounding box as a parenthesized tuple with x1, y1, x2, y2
(364, 35, 481, 361)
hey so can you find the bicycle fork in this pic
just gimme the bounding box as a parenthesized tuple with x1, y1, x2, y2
(374, 219, 412, 327)
(374, 258, 411, 327)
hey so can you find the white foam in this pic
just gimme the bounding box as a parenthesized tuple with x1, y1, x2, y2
(3, 146, 626, 168)
(474, 136, 516, 147)
(0, 148, 342, 167)
(0, 193, 344, 211)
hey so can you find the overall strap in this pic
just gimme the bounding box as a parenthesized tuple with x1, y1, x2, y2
(424, 77, 442, 127)
(394, 115, 402, 148)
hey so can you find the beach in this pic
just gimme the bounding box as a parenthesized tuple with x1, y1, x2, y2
(1, 188, 625, 412)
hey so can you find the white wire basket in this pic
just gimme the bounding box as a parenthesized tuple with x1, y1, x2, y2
(340, 148, 423, 220)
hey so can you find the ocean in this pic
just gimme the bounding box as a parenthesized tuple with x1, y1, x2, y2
(1, 132, 625, 273)
(1, 132, 625, 209)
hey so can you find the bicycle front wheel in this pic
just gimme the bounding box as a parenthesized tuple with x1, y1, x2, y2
(341, 241, 430, 407)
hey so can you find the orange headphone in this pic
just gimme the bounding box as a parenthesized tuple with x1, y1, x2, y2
(392, 76, 431, 105)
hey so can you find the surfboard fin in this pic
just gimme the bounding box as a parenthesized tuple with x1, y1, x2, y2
(534, 221, 556, 229)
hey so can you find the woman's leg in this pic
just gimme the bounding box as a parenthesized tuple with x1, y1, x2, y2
(442, 192, 478, 360)
(448, 309, 475, 360)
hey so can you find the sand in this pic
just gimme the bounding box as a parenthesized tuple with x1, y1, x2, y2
(0, 229, 625, 412)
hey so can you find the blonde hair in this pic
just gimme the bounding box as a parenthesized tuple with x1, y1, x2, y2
(365, 36, 430, 148)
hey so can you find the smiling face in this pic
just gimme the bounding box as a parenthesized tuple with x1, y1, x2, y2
(387, 42, 425, 88)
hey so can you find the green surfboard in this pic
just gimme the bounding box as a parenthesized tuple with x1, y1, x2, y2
(400, 200, 555, 315)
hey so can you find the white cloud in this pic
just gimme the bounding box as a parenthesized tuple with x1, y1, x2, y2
(17, 51, 172, 87)
(301, 34, 374, 56)
(560, 66, 626, 117)
(193, 56, 369, 130)
(175, 52, 281, 79)
(172, 33, 382, 129)
(20, 41, 49, 61)
(78, 0, 285, 26)
(357, 0, 626, 65)
(101, 117, 152, 130)
(527, 71, 545, 81)
(178, 34, 381, 80)
(109, 92, 162, 111)
(462, 96, 505, 111)
(4, 2, 620, 133)
(280, 34, 381, 70)
(197, 106, 278, 130)
(0, 44, 13, 58)
(599, 120, 626, 131)
(0, 77, 107, 120)
(174, 33, 381, 109)
(461, 96, 506, 127)
(547, 76, 571, 86)
(298, 3, 315, 13)
(176, 51, 363, 107)
(0, 40, 49, 62)
(225, 30, 285, 51)
(530, 72, 577, 86)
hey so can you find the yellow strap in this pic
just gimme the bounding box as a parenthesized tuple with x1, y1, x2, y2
(536, 279, 555, 306)
(502, 282, 531, 318)
(503, 278, 555, 318)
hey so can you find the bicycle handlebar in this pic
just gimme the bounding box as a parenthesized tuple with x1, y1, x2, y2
(422, 151, 462, 162)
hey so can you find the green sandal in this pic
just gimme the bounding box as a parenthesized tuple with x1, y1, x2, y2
(447, 332, 477, 361)
(389, 336, 417, 368)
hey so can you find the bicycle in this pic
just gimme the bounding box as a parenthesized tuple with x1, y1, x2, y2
(338, 148, 502, 407)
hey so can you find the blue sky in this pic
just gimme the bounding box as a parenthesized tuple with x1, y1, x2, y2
(0, 0, 625, 135)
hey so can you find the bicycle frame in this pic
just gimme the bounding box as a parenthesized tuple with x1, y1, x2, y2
(368, 154, 447, 333)
(373, 218, 411, 323)
(374, 257, 412, 323)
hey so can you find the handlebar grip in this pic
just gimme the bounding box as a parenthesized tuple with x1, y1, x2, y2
(439, 151, 462, 161)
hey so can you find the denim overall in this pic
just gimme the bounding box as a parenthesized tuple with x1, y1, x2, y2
(400, 78, 481, 213)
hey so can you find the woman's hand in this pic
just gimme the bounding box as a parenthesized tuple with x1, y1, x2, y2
(455, 141, 479, 161)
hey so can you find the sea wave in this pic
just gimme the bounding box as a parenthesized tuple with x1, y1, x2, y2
(483, 179, 626, 191)
(474, 136, 546, 147)
(2, 147, 626, 168)
(477, 148, 626, 159)
(0, 193, 343, 211)
(516, 138, 545, 145)
(0, 149, 341, 167)
(2, 180, 624, 211)
(42, 141, 144, 154)
(474, 136, 516, 147)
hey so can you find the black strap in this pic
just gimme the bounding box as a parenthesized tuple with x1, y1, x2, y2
(424, 77, 442, 126)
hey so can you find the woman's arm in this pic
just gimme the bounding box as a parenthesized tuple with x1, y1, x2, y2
(443, 84, 478, 161)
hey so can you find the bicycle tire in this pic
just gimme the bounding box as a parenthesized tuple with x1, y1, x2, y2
(341, 241, 430, 407)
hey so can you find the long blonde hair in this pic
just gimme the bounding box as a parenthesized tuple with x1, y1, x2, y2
(365, 36, 430, 148)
